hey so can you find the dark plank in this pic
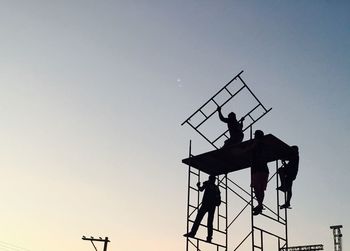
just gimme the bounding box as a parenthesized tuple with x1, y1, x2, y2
(182, 134, 292, 175)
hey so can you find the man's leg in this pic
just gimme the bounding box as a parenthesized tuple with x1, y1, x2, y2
(280, 180, 293, 209)
(286, 188, 292, 205)
(278, 168, 286, 191)
(253, 172, 268, 215)
(286, 180, 293, 205)
(253, 187, 264, 215)
(184, 206, 207, 237)
(206, 206, 216, 242)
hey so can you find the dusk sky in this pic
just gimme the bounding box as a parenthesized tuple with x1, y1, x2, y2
(0, 1, 349, 251)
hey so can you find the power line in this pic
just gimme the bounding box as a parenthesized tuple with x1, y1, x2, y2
(0, 241, 35, 251)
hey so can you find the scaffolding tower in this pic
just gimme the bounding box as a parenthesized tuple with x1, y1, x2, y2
(182, 71, 290, 251)
(330, 225, 343, 251)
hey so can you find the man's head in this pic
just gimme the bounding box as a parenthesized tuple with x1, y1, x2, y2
(291, 145, 299, 154)
(228, 112, 236, 120)
(209, 175, 216, 183)
(254, 130, 264, 139)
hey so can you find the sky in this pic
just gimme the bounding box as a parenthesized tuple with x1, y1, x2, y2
(0, 1, 349, 251)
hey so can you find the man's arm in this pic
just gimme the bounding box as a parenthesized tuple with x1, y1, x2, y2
(196, 181, 207, 191)
(237, 117, 244, 130)
(239, 116, 245, 126)
(217, 107, 228, 123)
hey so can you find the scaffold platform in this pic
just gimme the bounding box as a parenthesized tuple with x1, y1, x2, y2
(182, 134, 291, 175)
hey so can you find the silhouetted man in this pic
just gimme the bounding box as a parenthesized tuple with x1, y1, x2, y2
(251, 130, 269, 215)
(278, 145, 299, 209)
(184, 175, 221, 243)
(217, 106, 244, 147)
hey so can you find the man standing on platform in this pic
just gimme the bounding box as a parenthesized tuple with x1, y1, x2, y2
(183, 175, 221, 243)
(251, 130, 269, 215)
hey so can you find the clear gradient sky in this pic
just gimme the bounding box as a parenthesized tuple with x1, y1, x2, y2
(0, 1, 349, 251)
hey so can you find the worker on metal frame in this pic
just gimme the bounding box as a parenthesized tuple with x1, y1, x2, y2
(183, 175, 221, 243)
(217, 106, 245, 147)
(251, 130, 269, 216)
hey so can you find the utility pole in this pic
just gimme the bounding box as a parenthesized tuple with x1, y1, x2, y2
(330, 225, 343, 251)
(82, 236, 110, 251)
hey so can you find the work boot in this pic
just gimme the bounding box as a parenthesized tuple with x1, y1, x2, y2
(280, 203, 290, 209)
(277, 186, 286, 192)
(253, 205, 263, 216)
(183, 232, 195, 238)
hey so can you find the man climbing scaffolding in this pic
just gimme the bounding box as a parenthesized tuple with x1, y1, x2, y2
(183, 175, 221, 243)
(278, 145, 299, 209)
(217, 106, 245, 147)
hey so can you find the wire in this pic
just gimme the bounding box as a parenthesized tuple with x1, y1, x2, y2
(0, 241, 36, 251)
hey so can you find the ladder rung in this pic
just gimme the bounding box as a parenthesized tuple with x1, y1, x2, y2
(185, 235, 226, 248)
(212, 131, 229, 144)
(185, 120, 195, 128)
(218, 214, 226, 218)
(213, 228, 226, 234)
(189, 186, 198, 191)
(248, 114, 255, 122)
(189, 171, 199, 176)
(187, 220, 226, 235)
(254, 245, 262, 249)
(224, 87, 233, 96)
(223, 132, 229, 139)
(211, 98, 219, 106)
(194, 114, 210, 129)
(199, 109, 208, 118)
